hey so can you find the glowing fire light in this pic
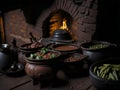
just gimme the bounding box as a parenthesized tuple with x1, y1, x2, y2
(49, 17, 69, 36)
(59, 18, 68, 31)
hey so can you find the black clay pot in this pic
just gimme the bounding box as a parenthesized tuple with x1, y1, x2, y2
(89, 58, 120, 90)
(81, 41, 114, 63)
(0, 44, 12, 70)
(52, 29, 72, 40)
(0, 52, 11, 70)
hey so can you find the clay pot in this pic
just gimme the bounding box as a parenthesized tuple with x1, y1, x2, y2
(61, 53, 88, 77)
(52, 44, 80, 55)
(25, 63, 53, 79)
(24, 50, 62, 83)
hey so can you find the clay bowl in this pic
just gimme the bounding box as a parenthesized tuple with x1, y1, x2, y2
(18, 42, 44, 65)
(60, 53, 88, 78)
(19, 42, 44, 52)
(24, 49, 61, 82)
(89, 58, 120, 90)
(52, 44, 80, 55)
(24, 49, 61, 65)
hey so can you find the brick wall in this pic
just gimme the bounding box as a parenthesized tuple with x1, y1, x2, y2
(4, 0, 98, 46)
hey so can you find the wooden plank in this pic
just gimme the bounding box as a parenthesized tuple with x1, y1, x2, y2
(0, 75, 32, 90)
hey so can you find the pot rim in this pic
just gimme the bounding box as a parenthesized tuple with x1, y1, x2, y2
(19, 42, 44, 51)
(52, 44, 80, 52)
(24, 50, 61, 64)
(81, 40, 112, 51)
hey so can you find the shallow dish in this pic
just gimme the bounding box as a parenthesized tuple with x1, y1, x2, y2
(0, 63, 25, 76)
(52, 44, 80, 54)
(19, 42, 43, 51)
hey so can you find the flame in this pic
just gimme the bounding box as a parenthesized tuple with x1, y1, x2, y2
(49, 18, 69, 35)
(59, 19, 68, 31)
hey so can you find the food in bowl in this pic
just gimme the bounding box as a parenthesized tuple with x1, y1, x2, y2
(28, 48, 59, 60)
(24, 48, 61, 65)
(61, 53, 88, 77)
(21, 42, 43, 49)
(64, 53, 87, 62)
(89, 43, 109, 50)
(89, 58, 120, 90)
(81, 41, 112, 63)
(19, 42, 44, 52)
(81, 41, 110, 50)
(53, 44, 79, 51)
(93, 63, 120, 80)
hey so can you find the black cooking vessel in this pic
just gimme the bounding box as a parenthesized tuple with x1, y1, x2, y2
(80, 41, 115, 63)
(0, 44, 12, 70)
(89, 58, 120, 90)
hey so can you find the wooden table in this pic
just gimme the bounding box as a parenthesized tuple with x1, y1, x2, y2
(0, 70, 97, 90)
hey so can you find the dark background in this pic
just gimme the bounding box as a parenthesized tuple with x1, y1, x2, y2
(93, 0, 120, 44)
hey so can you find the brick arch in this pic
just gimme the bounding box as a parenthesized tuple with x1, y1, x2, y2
(36, 0, 97, 42)
(42, 9, 73, 38)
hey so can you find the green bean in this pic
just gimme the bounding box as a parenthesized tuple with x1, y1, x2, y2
(97, 70, 100, 77)
(99, 64, 110, 73)
(108, 72, 115, 80)
(112, 70, 118, 80)
(93, 66, 97, 73)
(93, 63, 120, 80)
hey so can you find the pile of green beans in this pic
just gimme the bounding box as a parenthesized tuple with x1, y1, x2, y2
(93, 64, 120, 80)
(89, 44, 108, 49)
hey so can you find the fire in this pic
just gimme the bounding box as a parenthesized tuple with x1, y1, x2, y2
(49, 17, 69, 35)
(59, 19, 68, 31)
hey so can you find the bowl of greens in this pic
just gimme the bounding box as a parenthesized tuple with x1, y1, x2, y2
(89, 58, 120, 90)
(80, 41, 113, 63)
(24, 47, 61, 65)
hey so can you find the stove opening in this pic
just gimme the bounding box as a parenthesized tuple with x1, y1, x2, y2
(42, 9, 74, 39)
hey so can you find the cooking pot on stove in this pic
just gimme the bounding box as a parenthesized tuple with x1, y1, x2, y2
(52, 29, 72, 40)
(51, 29, 74, 44)
(0, 44, 12, 70)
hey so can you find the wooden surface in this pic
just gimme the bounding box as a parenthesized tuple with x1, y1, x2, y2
(0, 70, 97, 90)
